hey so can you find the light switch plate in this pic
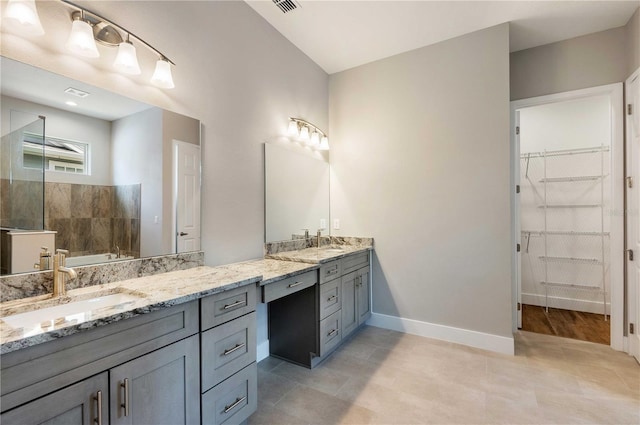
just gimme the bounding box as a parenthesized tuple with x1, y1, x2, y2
(320, 219, 326, 229)
(333, 219, 340, 230)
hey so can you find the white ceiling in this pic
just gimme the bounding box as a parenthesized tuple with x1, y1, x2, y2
(0, 57, 152, 121)
(246, 0, 640, 74)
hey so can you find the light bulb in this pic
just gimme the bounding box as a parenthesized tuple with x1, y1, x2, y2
(114, 40, 141, 75)
(3, 0, 44, 36)
(151, 58, 175, 89)
(66, 18, 99, 58)
(310, 131, 320, 146)
(318, 136, 330, 150)
(288, 120, 299, 136)
(299, 125, 310, 141)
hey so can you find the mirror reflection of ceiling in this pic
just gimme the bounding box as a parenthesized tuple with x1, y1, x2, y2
(0, 57, 151, 121)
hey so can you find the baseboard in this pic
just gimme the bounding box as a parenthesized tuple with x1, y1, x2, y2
(257, 340, 270, 362)
(522, 293, 609, 315)
(366, 313, 514, 355)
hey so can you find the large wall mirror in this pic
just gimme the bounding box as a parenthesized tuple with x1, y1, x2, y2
(0, 57, 201, 275)
(264, 143, 330, 243)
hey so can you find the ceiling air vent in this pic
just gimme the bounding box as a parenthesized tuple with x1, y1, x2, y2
(64, 87, 90, 98)
(273, 0, 299, 14)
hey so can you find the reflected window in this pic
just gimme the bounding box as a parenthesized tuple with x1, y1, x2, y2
(23, 132, 89, 175)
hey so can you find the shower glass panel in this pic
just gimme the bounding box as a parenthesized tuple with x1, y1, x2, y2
(1, 111, 45, 230)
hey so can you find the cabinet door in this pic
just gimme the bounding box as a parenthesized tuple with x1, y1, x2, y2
(1, 372, 108, 425)
(357, 267, 371, 326)
(110, 335, 200, 425)
(341, 271, 358, 337)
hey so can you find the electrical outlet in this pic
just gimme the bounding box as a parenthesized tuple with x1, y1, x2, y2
(320, 219, 326, 229)
(333, 219, 340, 230)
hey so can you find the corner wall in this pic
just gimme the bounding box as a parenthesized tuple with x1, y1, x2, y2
(329, 24, 513, 352)
(627, 8, 640, 76)
(510, 26, 628, 100)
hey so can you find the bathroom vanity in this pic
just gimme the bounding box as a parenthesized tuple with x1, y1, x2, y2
(0, 265, 261, 425)
(264, 243, 372, 368)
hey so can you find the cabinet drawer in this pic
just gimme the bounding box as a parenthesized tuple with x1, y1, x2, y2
(319, 260, 341, 284)
(262, 270, 316, 303)
(342, 251, 370, 274)
(319, 310, 342, 357)
(201, 312, 256, 392)
(201, 285, 257, 330)
(202, 363, 257, 425)
(319, 278, 340, 320)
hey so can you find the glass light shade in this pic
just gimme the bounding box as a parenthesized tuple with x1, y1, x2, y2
(3, 0, 45, 36)
(151, 59, 175, 89)
(65, 19, 99, 58)
(299, 125, 310, 141)
(114, 41, 141, 75)
(287, 120, 299, 136)
(318, 136, 330, 150)
(310, 131, 320, 146)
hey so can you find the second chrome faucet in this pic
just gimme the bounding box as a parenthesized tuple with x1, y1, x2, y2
(53, 249, 77, 297)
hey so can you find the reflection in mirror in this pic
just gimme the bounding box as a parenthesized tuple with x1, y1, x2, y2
(264, 143, 330, 243)
(0, 57, 201, 275)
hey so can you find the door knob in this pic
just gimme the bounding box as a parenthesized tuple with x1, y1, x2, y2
(179, 232, 188, 236)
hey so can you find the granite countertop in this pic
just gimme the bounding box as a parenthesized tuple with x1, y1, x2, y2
(265, 244, 372, 264)
(0, 265, 262, 354)
(225, 259, 320, 286)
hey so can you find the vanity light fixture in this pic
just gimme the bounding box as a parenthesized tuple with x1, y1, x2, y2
(59, 0, 175, 88)
(2, 0, 45, 35)
(287, 118, 330, 150)
(113, 35, 141, 75)
(65, 10, 99, 58)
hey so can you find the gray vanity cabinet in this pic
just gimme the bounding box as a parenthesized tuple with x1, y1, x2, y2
(341, 256, 371, 340)
(0, 372, 109, 425)
(110, 335, 200, 425)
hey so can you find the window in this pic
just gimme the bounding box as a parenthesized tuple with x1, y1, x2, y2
(23, 133, 89, 175)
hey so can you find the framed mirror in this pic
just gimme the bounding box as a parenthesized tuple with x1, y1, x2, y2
(0, 57, 201, 275)
(264, 143, 330, 243)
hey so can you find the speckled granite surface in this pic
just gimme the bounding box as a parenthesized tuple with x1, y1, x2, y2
(265, 242, 373, 264)
(1, 264, 261, 354)
(227, 259, 319, 286)
(265, 236, 373, 255)
(0, 252, 204, 303)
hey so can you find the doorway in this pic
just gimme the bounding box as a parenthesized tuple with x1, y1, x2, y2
(512, 84, 625, 350)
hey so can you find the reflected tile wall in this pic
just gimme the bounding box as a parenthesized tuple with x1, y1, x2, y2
(38, 182, 141, 258)
(0, 178, 43, 230)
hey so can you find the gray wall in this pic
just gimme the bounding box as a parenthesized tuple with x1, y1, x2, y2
(627, 8, 640, 76)
(329, 24, 512, 338)
(1, 95, 112, 185)
(510, 26, 628, 100)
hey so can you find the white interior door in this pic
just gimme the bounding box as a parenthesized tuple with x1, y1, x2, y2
(173, 140, 201, 253)
(626, 70, 640, 362)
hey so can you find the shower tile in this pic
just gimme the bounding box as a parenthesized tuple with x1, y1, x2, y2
(46, 218, 70, 251)
(71, 184, 93, 218)
(92, 186, 112, 219)
(92, 218, 111, 253)
(70, 218, 92, 253)
(131, 219, 140, 256)
(45, 182, 71, 219)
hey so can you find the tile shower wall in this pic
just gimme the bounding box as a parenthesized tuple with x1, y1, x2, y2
(44, 182, 140, 258)
(0, 179, 43, 230)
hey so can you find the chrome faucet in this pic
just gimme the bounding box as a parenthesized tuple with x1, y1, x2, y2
(317, 229, 324, 248)
(53, 249, 77, 297)
(114, 245, 121, 259)
(302, 229, 310, 239)
(34, 246, 52, 271)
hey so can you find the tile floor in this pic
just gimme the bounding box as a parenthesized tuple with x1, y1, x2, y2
(248, 326, 639, 424)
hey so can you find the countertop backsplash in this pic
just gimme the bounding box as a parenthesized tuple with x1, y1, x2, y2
(265, 235, 374, 255)
(0, 251, 204, 303)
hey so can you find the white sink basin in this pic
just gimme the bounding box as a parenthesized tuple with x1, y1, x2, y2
(1, 290, 143, 332)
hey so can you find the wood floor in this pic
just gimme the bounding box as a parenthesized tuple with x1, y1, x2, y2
(521, 304, 610, 345)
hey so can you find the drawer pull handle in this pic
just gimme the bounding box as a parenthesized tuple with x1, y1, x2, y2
(94, 390, 103, 425)
(223, 396, 247, 414)
(222, 300, 245, 310)
(327, 329, 338, 337)
(327, 295, 337, 301)
(326, 268, 338, 275)
(223, 343, 246, 356)
(121, 379, 129, 417)
(287, 281, 303, 288)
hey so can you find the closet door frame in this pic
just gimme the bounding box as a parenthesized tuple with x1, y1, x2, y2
(510, 83, 625, 351)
